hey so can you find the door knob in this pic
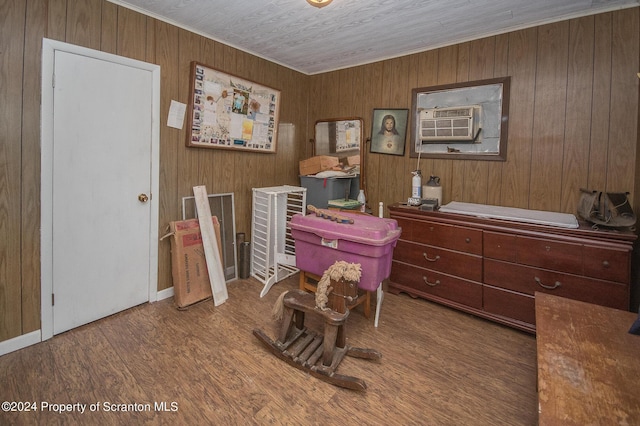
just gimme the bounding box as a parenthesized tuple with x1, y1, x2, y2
(138, 193, 149, 203)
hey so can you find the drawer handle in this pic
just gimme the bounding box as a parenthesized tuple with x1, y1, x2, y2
(602, 260, 610, 268)
(422, 276, 440, 287)
(423, 252, 440, 262)
(465, 238, 471, 243)
(534, 276, 561, 290)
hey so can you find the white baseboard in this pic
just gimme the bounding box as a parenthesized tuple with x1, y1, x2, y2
(0, 330, 41, 357)
(156, 286, 174, 301)
(1, 289, 175, 358)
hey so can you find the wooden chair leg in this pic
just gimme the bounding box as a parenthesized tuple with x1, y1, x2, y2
(322, 324, 339, 366)
(299, 271, 307, 290)
(278, 306, 295, 343)
(362, 291, 371, 318)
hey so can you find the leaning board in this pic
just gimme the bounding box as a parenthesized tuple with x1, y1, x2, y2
(193, 185, 228, 306)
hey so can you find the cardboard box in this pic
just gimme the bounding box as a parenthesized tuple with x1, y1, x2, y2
(299, 155, 340, 176)
(167, 217, 223, 308)
(346, 154, 360, 166)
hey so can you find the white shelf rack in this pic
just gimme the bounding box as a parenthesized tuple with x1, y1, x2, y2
(251, 185, 306, 297)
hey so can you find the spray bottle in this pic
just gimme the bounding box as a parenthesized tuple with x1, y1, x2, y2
(412, 170, 422, 198)
(409, 170, 422, 205)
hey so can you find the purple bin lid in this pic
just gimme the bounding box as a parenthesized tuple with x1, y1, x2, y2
(289, 211, 401, 246)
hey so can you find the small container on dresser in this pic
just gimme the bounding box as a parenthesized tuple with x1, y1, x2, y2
(388, 203, 637, 333)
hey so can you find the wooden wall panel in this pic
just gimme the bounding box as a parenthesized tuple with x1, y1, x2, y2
(2, 1, 638, 345)
(589, 13, 613, 191)
(117, 6, 147, 62)
(487, 33, 510, 206)
(100, 1, 118, 54)
(608, 10, 639, 192)
(0, 0, 26, 341)
(21, 0, 48, 333)
(530, 22, 569, 211)
(503, 28, 537, 208)
(155, 20, 180, 291)
(66, 0, 102, 49)
(562, 16, 594, 212)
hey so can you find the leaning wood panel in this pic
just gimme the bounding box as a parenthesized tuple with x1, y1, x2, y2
(561, 16, 594, 213)
(21, 0, 48, 333)
(607, 9, 639, 193)
(0, 0, 26, 341)
(529, 22, 569, 211)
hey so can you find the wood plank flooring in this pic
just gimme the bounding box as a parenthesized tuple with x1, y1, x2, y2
(0, 275, 537, 425)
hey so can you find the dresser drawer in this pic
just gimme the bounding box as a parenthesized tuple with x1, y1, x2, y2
(393, 240, 482, 282)
(483, 285, 536, 326)
(484, 258, 628, 310)
(411, 220, 482, 255)
(515, 235, 583, 275)
(583, 245, 630, 283)
(484, 231, 517, 262)
(390, 261, 483, 308)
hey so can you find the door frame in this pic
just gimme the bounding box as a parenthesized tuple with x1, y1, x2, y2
(40, 38, 161, 341)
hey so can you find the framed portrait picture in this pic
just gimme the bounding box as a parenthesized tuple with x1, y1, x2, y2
(370, 108, 408, 156)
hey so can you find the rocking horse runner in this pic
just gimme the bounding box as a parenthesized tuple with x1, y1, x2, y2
(253, 261, 382, 391)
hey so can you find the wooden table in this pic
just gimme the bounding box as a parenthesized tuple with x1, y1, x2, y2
(535, 292, 640, 425)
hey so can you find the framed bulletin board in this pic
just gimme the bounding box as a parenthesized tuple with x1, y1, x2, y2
(186, 61, 281, 153)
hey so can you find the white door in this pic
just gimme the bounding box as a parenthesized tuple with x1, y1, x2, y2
(41, 40, 160, 337)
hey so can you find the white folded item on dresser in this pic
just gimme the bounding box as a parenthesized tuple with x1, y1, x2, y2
(439, 201, 579, 229)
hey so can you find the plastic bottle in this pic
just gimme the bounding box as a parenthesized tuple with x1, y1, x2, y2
(357, 189, 366, 213)
(411, 170, 422, 198)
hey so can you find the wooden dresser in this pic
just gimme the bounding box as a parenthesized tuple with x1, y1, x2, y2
(388, 203, 637, 333)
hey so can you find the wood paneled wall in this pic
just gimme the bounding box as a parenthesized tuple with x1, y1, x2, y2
(308, 9, 640, 219)
(1, 0, 308, 343)
(1, 1, 638, 344)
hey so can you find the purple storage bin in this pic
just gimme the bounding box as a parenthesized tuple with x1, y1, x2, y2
(290, 211, 401, 291)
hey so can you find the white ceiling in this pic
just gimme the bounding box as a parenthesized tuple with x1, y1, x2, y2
(112, 0, 639, 75)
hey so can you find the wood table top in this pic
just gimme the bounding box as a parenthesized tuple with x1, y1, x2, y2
(535, 292, 640, 425)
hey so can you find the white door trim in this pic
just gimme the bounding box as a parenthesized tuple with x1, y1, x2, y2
(40, 38, 161, 341)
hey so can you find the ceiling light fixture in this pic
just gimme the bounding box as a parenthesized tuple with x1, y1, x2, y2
(306, 0, 333, 8)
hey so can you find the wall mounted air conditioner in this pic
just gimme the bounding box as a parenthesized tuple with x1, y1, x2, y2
(419, 105, 482, 142)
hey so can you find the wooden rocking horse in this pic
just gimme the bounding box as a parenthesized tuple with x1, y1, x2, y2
(253, 261, 382, 391)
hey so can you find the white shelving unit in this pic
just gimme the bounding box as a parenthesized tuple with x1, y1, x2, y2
(251, 185, 306, 297)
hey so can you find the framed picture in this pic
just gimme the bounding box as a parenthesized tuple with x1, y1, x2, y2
(185, 61, 281, 153)
(370, 109, 409, 156)
(410, 77, 510, 161)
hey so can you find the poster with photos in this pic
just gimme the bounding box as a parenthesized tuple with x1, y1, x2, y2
(185, 61, 281, 153)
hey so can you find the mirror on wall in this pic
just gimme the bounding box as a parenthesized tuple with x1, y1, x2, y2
(311, 117, 365, 190)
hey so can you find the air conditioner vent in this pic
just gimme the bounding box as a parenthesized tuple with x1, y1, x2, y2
(419, 105, 482, 142)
